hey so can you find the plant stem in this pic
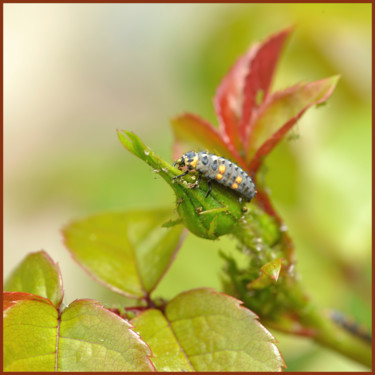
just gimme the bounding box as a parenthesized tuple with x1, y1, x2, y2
(229, 208, 372, 368)
(300, 305, 372, 368)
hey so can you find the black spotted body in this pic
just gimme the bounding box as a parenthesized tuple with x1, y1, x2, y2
(173, 151, 256, 202)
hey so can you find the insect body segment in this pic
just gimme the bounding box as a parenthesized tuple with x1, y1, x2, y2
(173, 151, 256, 202)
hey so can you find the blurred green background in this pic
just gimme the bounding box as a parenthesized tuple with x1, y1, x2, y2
(4, 4, 371, 371)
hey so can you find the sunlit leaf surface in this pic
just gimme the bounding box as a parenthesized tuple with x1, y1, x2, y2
(57, 299, 154, 371)
(3, 293, 154, 372)
(63, 209, 184, 299)
(132, 288, 285, 371)
(4, 293, 57, 371)
(132, 309, 192, 372)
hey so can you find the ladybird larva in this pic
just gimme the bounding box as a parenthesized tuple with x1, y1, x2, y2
(173, 151, 256, 202)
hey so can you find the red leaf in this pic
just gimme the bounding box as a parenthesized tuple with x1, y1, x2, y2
(248, 76, 339, 172)
(171, 113, 246, 169)
(171, 28, 338, 193)
(240, 27, 292, 147)
(214, 46, 259, 151)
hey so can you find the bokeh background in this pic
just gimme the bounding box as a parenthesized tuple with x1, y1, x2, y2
(4, 3, 371, 371)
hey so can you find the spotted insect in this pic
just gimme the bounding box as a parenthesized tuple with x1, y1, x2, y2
(173, 151, 256, 202)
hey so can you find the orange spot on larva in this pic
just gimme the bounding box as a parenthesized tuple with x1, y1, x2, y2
(190, 155, 198, 168)
(231, 183, 238, 189)
(219, 165, 226, 174)
(235, 176, 242, 184)
(216, 173, 223, 180)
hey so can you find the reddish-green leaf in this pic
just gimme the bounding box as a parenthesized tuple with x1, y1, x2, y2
(240, 28, 292, 144)
(4, 292, 154, 372)
(63, 209, 184, 299)
(4, 250, 63, 308)
(247, 76, 340, 171)
(132, 288, 285, 372)
(171, 113, 246, 169)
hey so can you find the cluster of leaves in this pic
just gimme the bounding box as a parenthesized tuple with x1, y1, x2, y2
(116, 27, 338, 336)
(4, 28, 371, 371)
(4, 244, 284, 371)
(171, 27, 338, 220)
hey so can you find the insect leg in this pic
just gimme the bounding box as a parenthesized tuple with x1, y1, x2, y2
(192, 172, 202, 189)
(172, 170, 189, 180)
(205, 180, 212, 198)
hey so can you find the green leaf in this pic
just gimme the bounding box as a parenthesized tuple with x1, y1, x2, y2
(162, 217, 183, 228)
(4, 292, 58, 371)
(118, 130, 246, 240)
(247, 258, 284, 290)
(232, 203, 282, 252)
(261, 258, 283, 281)
(174, 177, 245, 240)
(117, 129, 178, 184)
(57, 299, 154, 371)
(132, 309, 193, 372)
(4, 250, 63, 307)
(4, 292, 155, 372)
(132, 288, 285, 372)
(63, 209, 184, 299)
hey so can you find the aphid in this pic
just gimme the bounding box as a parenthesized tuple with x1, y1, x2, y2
(173, 151, 256, 202)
